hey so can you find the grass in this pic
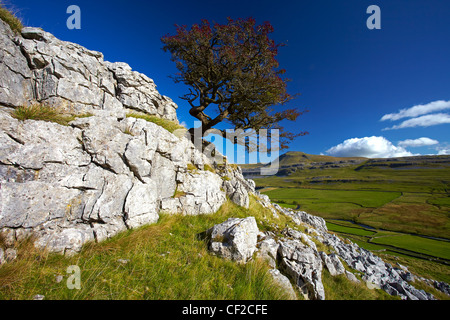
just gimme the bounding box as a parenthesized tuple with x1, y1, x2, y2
(0, 202, 289, 300)
(126, 113, 185, 134)
(322, 269, 396, 300)
(204, 164, 216, 174)
(0, 196, 402, 300)
(0, 2, 23, 34)
(371, 235, 450, 261)
(264, 188, 401, 221)
(256, 157, 450, 286)
(259, 163, 450, 239)
(11, 104, 93, 126)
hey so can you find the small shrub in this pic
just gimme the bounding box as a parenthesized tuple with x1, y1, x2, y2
(0, 2, 23, 34)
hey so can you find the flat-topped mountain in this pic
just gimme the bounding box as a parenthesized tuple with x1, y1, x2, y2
(241, 151, 450, 178)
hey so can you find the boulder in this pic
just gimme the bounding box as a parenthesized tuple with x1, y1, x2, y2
(207, 217, 259, 263)
(268, 269, 297, 300)
(257, 238, 279, 268)
(278, 238, 325, 300)
(320, 252, 345, 276)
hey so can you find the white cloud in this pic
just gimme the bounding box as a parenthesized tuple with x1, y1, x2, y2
(438, 148, 450, 155)
(326, 136, 415, 158)
(382, 113, 450, 130)
(381, 100, 450, 121)
(397, 137, 439, 148)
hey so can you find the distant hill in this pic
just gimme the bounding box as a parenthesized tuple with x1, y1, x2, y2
(240, 151, 366, 169)
(240, 151, 450, 178)
(276, 151, 366, 166)
(240, 151, 367, 176)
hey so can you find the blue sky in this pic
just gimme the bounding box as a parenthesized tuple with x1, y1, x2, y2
(8, 0, 450, 162)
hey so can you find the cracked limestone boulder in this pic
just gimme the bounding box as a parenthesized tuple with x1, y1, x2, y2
(207, 217, 259, 263)
(278, 238, 325, 300)
(320, 251, 346, 276)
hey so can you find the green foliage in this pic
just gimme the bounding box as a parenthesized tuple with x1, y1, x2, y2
(11, 104, 92, 126)
(0, 2, 23, 34)
(258, 161, 450, 239)
(126, 113, 185, 134)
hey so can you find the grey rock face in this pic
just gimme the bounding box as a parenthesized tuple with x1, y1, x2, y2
(268, 268, 297, 300)
(0, 20, 34, 108)
(320, 252, 345, 276)
(0, 20, 178, 121)
(220, 165, 252, 209)
(0, 108, 243, 254)
(278, 238, 325, 300)
(207, 217, 259, 263)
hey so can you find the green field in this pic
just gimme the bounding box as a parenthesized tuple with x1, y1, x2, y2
(371, 235, 450, 261)
(258, 157, 450, 239)
(256, 154, 450, 283)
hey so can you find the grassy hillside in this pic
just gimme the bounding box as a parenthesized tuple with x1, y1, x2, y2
(258, 157, 450, 239)
(0, 197, 400, 300)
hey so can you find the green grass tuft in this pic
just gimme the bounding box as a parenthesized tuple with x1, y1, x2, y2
(0, 2, 23, 34)
(11, 104, 92, 126)
(126, 113, 185, 134)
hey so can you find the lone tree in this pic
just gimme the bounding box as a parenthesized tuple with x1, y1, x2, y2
(161, 17, 307, 150)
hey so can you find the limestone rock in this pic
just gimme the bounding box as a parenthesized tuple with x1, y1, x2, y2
(0, 17, 178, 120)
(278, 238, 325, 300)
(320, 252, 345, 276)
(124, 180, 159, 229)
(175, 170, 227, 215)
(268, 269, 297, 300)
(0, 20, 34, 108)
(257, 238, 279, 268)
(207, 217, 259, 263)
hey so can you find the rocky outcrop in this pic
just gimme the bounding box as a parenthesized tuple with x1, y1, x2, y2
(0, 106, 256, 254)
(0, 19, 255, 255)
(0, 20, 178, 121)
(206, 194, 445, 300)
(206, 217, 259, 263)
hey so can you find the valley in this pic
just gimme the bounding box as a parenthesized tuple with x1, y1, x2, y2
(242, 152, 450, 283)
